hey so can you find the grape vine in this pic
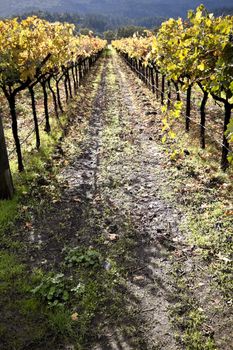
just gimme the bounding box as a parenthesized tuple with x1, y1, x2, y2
(0, 16, 106, 199)
(113, 5, 233, 170)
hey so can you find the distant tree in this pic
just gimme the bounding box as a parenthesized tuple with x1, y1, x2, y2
(153, 26, 160, 34)
(117, 25, 147, 38)
(83, 14, 109, 33)
(18, 11, 81, 24)
(17, 10, 163, 35)
(79, 27, 94, 36)
(134, 16, 164, 28)
(104, 30, 116, 43)
(214, 7, 233, 16)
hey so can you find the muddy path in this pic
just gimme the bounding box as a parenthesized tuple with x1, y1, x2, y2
(6, 49, 232, 350)
(88, 53, 182, 349)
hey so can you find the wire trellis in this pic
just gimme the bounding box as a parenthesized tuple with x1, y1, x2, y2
(122, 56, 231, 153)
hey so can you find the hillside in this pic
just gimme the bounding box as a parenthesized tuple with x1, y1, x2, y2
(1, 0, 233, 18)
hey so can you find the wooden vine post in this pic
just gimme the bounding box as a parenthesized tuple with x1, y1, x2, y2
(221, 101, 232, 171)
(0, 113, 14, 200)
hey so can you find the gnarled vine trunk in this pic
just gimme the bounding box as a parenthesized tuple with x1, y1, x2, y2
(200, 90, 208, 149)
(221, 102, 232, 171)
(8, 94, 24, 171)
(0, 113, 14, 199)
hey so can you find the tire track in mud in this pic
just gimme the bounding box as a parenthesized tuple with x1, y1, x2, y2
(61, 65, 107, 201)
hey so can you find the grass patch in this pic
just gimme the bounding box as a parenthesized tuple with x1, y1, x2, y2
(0, 115, 65, 237)
(171, 267, 217, 350)
(0, 252, 82, 349)
(155, 138, 233, 302)
(29, 244, 122, 348)
(0, 196, 19, 234)
(0, 252, 53, 349)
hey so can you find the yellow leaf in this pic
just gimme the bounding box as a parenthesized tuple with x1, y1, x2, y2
(161, 105, 167, 113)
(169, 131, 176, 139)
(197, 62, 205, 71)
(162, 135, 167, 144)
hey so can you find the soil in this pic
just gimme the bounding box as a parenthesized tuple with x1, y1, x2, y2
(2, 49, 232, 350)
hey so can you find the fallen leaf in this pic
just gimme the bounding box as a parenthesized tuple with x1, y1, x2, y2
(107, 234, 119, 241)
(73, 198, 81, 203)
(198, 282, 205, 287)
(71, 312, 78, 321)
(217, 252, 231, 263)
(25, 222, 33, 230)
(133, 275, 145, 281)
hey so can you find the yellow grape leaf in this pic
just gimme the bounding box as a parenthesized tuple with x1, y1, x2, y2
(169, 131, 176, 139)
(162, 135, 167, 144)
(230, 82, 233, 94)
(161, 105, 167, 113)
(197, 62, 205, 71)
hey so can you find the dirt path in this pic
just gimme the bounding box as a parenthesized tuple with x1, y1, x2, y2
(70, 50, 180, 349)
(88, 52, 182, 350)
(9, 49, 231, 350)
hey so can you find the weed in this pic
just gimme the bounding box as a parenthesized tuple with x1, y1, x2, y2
(65, 247, 102, 269)
(47, 307, 76, 338)
(32, 273, 71, 307)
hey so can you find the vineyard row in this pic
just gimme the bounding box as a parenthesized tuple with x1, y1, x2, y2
(112, 5, 233, 170)
(0, 16, 106, 199)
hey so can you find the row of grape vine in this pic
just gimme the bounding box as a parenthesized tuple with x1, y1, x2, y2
(112, 5, 233, 171)
(0, 16, 106, 199)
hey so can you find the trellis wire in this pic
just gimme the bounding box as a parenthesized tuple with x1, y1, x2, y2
(8, 110, 52, 160)
(7, 57, 96, 161)
(122, 55, 231, 153)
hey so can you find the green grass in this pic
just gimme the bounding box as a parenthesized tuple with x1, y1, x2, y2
(0, 252, 45, 349)
(0, 114, 66, 238)
(0, 251, 77, 350)
(0, 103, 76, 349)
(0, 196, 19, 234)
